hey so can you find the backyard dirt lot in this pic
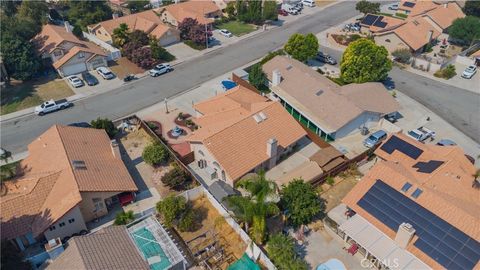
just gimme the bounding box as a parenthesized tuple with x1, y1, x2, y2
(1, 75, 73, 115)
(319, 174, 359, 213)
(109, 57, 146, 79)
(179, 196, 247, 269)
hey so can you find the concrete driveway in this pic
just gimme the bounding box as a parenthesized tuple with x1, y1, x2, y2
(447, 62, 480, 94)
(65, 71, 123, 97)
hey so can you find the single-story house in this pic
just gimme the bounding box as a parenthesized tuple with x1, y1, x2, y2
(0, 125, 138, 267)
(262, 56, 400, 141)
(187, 85, 307, 186)
(33, 23, 108, 77)
(157, 0, 222, 27)
(88, 10, 180, 47)
(341, 134, 480, 269)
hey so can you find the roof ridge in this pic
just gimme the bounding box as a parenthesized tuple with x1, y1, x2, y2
(54, 125, 82, 192)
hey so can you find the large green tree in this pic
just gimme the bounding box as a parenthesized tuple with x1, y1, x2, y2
(280, 179, 325, 228)
(463, 0, 480, 17)
(17, 1, 48, 25)
(284, 33, 319, 62)
(226, 172, 279, 244)
(246, 0, 262, 24)
(263, 0, 278, 21)
(67, 1, 112, 30)
(340, 38, 392, 83)
(448, 16, 480, 45)
(1, 240, 31, 270)
(156, 195, 187, 227)
(112, 23, 130, 47)
(355, 0, 380, 15)
(1, 32, 41, 81)
(267, 233, 308, 270)
(248, 63, 266, 90)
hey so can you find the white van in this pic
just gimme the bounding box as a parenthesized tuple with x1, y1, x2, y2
(302, 0, 315, 7)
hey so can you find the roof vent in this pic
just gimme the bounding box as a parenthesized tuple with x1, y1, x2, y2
(253, 114, 262, 123)
(413, 20, 419, 26)
(315, 90, 324, 96)
(72, 160, 86, 170)
(286, 65, 293, 70)
(259, 112, 267, 121)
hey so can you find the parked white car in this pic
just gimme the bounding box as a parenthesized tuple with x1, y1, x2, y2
(407, 126, 436, 142)
(302, 0, 315, 7)
(67, 75, 84, 88)
(149, 64, 173, 77)
(34, 99, 72, 116)
(388, 4, 399, 10)
(219, 29, 233, 38)
(96, 67, 115, 80)
(461, 65, 477, 79)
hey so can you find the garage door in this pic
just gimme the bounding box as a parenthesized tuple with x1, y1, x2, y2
(159, 31, 179, 47)
(61, 62, 87, 76)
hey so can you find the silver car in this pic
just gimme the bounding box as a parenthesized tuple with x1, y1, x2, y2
(461, 65, 477, 79)
(67, 75, 84, 88)
(96, 67, 115, 80)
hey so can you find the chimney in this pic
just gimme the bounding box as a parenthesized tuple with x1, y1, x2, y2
(266, 138, 278, 169)
(272, 69, 282, 86)
(45, 238, 64, 260)
(111, 139, 121, 160)
(443, 2, 447, 8)
(395, 223, 416, 248)
(112, 13, 119, 19)
(64, 21, 73, 33)
(426, 30, 434, 43)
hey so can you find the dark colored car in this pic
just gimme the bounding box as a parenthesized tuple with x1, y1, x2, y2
(81, 72, 99, 86)
(278, 9, 288, 16)
(68, 122, 91, 128)
(316, 52, 337, 65)
(382, 77, 395, 90)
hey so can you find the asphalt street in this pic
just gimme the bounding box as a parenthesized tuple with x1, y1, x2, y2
(1, 1, 479, 154)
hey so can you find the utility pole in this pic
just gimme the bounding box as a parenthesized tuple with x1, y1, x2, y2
(164, 97, 169, 113)
(205, 22, 208, 49)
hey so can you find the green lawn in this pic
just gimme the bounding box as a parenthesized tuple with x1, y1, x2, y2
(216, 21, 256, 36)
(1, 75, 74, 115)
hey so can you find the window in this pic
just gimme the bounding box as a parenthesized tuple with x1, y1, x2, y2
(68, 218, 75, 224)
(78, 52, 85, 58)
(401, 182, 412, 192)
(53, 50, 63, 57)
(93, 198, 104, 212)
(411, 188, 423, 199)
(49, 226, 56, 231)
(59, 222, 65, 227)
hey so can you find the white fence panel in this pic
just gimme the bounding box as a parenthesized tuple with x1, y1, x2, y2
(82, 32, 121, 61)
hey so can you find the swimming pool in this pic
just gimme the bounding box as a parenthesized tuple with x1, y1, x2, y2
(227, 253, 260, 270)
(131, 227, 171, 270)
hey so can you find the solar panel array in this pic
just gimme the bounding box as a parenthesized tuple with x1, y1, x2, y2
(361, 14, 378, 26)
(373, 20, 387, 28)
(403, 1, 416, 7)
(413, 160, 444, 173)
(380, 135, 424, 159)
(357, 180, 480, 269)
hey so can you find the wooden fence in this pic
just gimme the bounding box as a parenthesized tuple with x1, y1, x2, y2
(231, 73, 260, 94)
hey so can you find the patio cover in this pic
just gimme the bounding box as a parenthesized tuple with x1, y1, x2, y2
(339, 214, 430, 270)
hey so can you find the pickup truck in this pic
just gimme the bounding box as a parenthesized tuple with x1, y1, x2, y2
(407, 126, 436, 142)
(35, 99, 72, 116)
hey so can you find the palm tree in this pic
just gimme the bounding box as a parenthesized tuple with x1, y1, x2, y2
(226, 171, 279, 244)
(112, 23, 130, 47)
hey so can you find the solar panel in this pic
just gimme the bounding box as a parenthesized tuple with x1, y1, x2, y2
(403, 1, 416, 7)
(373, 20, 387, 28)
(380, 135, 424, 159)
(357, 180, 480, 269)
(412, 160, 444, 173)
(361, 14, 378, 26)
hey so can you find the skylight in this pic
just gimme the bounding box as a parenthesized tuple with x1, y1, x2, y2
(401, 182, 412, 192)
(411, 188, 423, 199)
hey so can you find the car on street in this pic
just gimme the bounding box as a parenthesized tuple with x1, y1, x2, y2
(316, 52, 337, 65)
(364, 130, 387, 148)
(302, 0, 315, 7)
(81, 72, 99, 86)
(96, 67, 115, 80)
(278, 9, 288, 16)
(68, 122, 92, 128)
(219, 29, 233, 37)
(35, 99, 72, 116)
(407, 126, 436, 142)
(149, 63, 173, 77)
(461, 65, 477, 79)
(67, 75, 84, 88)
(382, 77, 395, 90)
(388, 4, 399, 10)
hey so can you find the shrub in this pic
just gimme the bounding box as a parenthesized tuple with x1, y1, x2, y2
(326, 176, 335, 186)
(395, 12, 408, 18)
(178, 209, 195, 232)
(150, 41, 175, 62)
(142, 142, 169, 166)
(392, 48, 412, 64)
(259, 49, 285, 65)
(156, 196, 187, 227)
(114, 210, 135, 225)
(184, 40, 206, 50)
(161, 163, 190, 189)
(434, 65, 456, 79)
(90, 118, 117, 138)
(347, 34, 361, 43)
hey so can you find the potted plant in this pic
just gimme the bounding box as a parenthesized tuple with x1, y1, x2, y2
(177, 112, 184, 121)
(185, 119, 193, 127)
